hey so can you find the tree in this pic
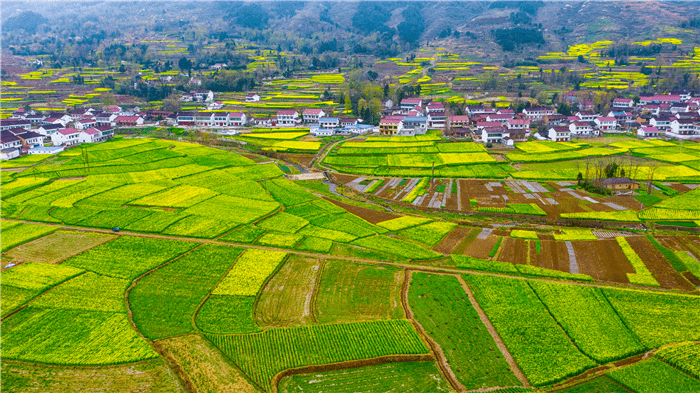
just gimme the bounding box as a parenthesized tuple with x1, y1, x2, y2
(344, 91, 352, 112)
(178, 57, 192, 72)
(535, 91, 549, 105)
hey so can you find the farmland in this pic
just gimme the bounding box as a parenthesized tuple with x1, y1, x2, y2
(3, 137, 700, 392)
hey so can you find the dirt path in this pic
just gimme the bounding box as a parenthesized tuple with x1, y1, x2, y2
(457, 275, 531, 388)
(400, 270, 466, 392)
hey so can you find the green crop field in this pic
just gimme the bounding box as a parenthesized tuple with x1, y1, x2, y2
(316, 260, 404, 323)
(655, 342, 700, 379)
(463, 274, 597, 386)
(607, 358, 700, 393)
(409, 273, 521, 389)
(529, 281, 644, 362)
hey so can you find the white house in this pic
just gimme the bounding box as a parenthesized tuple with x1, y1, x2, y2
(669, 119, 697, 136)
(400, 98, 423, 113)
(650, 116, 673, 131)
(36, 124, 65, 136)
(79, 128, 103, 143)
(51, 127, 81, 146)
(227, 112, 247, 126)
(303, 109, 326, 123)
(575, 111, 597, 122)
(612, 98, 634, 108)
(548, 126, 571, 142)
(245, 93, 260, 102)
(594, 117, 618, 131)
(481, 128, 504, 144)
(523, 106, 555, 121)
(192, 90, 214, 103)
(569, 121, 594, 137)
(276, 110, 301, 126)
(637, 126, 662, 138)
(0, 130, 22, 151)
(74, 118, 97, 130)
(507, 119, 530, 130)
(318, 117, 340, 129)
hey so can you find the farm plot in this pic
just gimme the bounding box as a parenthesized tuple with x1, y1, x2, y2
(551, 376, 630, 393)
(158, 334, 258, 393)
(263, 178, 317, 207)
(399, 221, 457, 247)
(197, 249, 287, 334)
(255, 255, 320, 328)
(130, 185, 218, 208)
(433, 226, 474, 254)
(655, 342, 700, 379)
(529, 240, 571, 274)
(2, 230, 115, 266)
(529, 281, 644, 363)
(409, 273, 521, 390)
(278, 361, 451, 393)
(463, 233, 500, 260)
(607, 358, 700, 393)
(130, 245, 243, 340)
(496, 238, 528, 265)
(183, 195, 280, 225)
(351, 236, 440, 260)
(258, 212, 309, 233)
(207, 320, 429, 390)
(616, 237, 660, 287)
(62, 236, 197, 280)
(625, 236, 694, 291)
(0, 358, 182, 393)
(30, 272, 129, 313)
(1, 222, 58, 252)
(570, 240, 634, 284)
(463, 274, 596, 386)
(377, 216, 431, 231)
(602, 287, 700, 349)
(316, 260, 403, 323)
(2, 308, 157, 365)
(1, 262, 84, 317)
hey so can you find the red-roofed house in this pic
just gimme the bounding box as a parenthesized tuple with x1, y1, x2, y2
(613, 98, 634, 109)
(639, 95, 682, 105)
(276, 110, 301, 126)
(449, 115, 470, 128)
(51, 127, 81, 146)
(227, 112, 247, 126)
(79, 128, 104, 143)
(74, 118, 97, 130)
(638, 126, 662, 138)
(507, 118, 531, 130)
(302, 109, 326, 123)
(569, 121, 595, 137)
(400, 98, 423, 112)
(379, 118, 403, 135)
(594, 117, 618, 131)
(114, 116, 144, 127)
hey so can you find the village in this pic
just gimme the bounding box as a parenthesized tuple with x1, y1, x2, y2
(2, 87, 700, 161)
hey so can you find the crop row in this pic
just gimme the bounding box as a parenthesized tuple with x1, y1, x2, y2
(208, 320, 428, 389)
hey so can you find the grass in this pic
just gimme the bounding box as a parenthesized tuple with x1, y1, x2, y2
(207, 320, 428, 389)
(552, 376, 629, 393)
(130, 245, 243, 340)
(158, 334, 258, 393)
(409, 273, 521, 389)
(464, 274, 596, 386)
(560, 210, 640, 222)
(489, 237, 503, 257)
(607, 358, 700, 393)
(451, 254, 519, 274)
(529, 281, 644, 363)
(602, 287, 700, 350)
(279, 361, 451, 393)
(316, 260, 404, 324)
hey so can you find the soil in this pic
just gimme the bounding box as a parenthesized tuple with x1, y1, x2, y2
(496, 238, 527, 265)
(571, 239, 633, 284)
(283, 153, 315, 168)
(531, 240, 570, 273)
(433, 226, 473, 255)
(682, 271, 700, 287)
(333, 173, 360, 184)
(608, 195, 643, 211)
(625, 236, 695, 291)
(464, 234, 499, 260)
(321, 197, 398, 224)
(452, 228, 479, 255)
